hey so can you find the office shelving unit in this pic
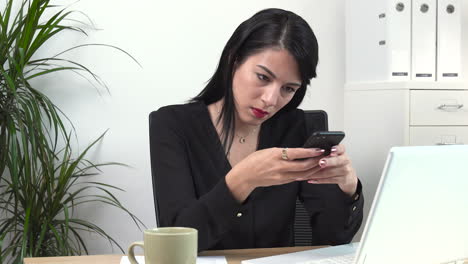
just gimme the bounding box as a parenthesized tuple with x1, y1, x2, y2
(344, 0, 468, 239)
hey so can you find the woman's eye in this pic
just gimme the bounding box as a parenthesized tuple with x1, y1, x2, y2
(283, 86, 296, 93)
(256, 73, 270, 82)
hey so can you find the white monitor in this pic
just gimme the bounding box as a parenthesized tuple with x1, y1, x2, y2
(355, 145, 468, 264)
(243, 145, 468, 264)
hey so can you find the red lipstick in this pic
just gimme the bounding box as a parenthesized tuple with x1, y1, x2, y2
(251, 107, 269, 119)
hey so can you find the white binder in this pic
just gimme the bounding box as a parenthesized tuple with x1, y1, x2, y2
(411, 0, 437, 81)
(384, 0, 412, 81)
(437, 0, 461, 81)
(345, 0, 412, 82)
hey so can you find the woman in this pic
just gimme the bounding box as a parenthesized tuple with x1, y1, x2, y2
(149, 8, 363, 251)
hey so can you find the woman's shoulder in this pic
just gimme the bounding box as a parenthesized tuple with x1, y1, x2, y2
(287, 108, 305, 119)
(269, 108, 305, 124)
(153, 101, 202, 115)
(264, 108, 305, 134)
(150, 101, 205, 129)
(153, 101, 205, 118)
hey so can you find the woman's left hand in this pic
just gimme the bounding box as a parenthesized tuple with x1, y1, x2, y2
(301, 144, 358, 196)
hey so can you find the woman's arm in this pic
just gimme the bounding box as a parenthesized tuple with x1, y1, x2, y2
(150, 108, 245, 250)
(299, 178, 364, 245)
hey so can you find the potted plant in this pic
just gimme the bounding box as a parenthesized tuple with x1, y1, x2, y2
(0, 0, 143, 263)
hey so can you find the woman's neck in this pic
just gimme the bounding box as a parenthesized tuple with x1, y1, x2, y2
(208, 100, 260, 138)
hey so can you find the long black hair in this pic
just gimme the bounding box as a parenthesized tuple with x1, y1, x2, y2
(192, 8, 319, 154)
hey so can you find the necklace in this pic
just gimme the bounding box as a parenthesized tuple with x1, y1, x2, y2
(236, 128, 257, 144)
(214, 104, 258, 144)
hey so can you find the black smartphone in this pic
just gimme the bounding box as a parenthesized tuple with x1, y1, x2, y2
(302, 131, 345, 156)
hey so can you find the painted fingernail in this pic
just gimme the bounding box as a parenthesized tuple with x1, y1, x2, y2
(319, 159, 327, 167)
(315, 148, 325, 153)
(331, 147, 337, 152)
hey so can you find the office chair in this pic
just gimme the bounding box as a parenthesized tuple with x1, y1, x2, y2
(294, 110, 328, 246)
(149, 109, 328, 247)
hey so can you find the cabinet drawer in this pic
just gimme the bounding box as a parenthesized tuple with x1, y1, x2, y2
(410, 90, 468, 125)
(409, 126, 468, 146)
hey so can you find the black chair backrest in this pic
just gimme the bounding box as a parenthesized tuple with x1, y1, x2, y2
(149, 111, 162, 227)
(149, 110, 328, 245)
(294, 110, 328, 246)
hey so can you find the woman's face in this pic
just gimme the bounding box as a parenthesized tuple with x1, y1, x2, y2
(232, 48, 302, 126)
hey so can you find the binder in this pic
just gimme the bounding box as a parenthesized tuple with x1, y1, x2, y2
(411, 0, 437, 81)
(437, 0, 461, 81)
(383, 0, 412, 81)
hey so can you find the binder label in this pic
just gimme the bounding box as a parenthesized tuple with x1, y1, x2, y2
(392, 72, 409, 76)
(415, 73, 433, 77)
(442, 73, 458, 77)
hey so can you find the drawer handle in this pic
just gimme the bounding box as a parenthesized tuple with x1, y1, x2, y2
(437, 104, 464, 110)
(436, 142, 464, 145)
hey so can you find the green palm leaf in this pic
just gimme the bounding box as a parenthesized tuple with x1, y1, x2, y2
(0, 0, 144, 263)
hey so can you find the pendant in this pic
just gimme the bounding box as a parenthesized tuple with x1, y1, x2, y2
(239, 137, 246, 143)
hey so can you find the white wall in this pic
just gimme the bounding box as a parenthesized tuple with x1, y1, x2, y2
(35, 0, 347, 254)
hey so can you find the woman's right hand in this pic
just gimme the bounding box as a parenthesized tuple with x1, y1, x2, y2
(225, 147, 325, 203)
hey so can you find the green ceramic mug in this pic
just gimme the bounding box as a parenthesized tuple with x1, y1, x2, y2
(128, 227, 198, 264)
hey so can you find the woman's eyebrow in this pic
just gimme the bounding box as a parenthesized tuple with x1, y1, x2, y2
(256, 65, 301, 87)
(256, 65, 276, 78)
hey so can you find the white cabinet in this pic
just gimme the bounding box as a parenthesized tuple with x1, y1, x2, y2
(410, 90, 468, 126)
(409, 126, 468, 145)
(345, 0, 468, 241)
(409, 89, 468, 145)
(344, 83, 468, 147)
(343, 82, 468, 240)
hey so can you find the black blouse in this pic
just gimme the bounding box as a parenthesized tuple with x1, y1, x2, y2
(149, 101, 363, 251)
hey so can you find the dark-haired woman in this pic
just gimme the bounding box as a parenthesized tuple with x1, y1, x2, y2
(149, 8, 363, 251)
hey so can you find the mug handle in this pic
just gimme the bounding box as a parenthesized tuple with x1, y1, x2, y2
(128, 241, 144, 264)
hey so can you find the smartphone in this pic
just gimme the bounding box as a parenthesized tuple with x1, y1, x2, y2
(302, 131, 345, 156)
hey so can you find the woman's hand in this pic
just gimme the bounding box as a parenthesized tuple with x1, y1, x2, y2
(301, 144, 358, 196)
(225, 147, 325, 202)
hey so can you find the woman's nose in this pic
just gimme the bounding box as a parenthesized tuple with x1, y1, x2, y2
(260, 85, 280, 107)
